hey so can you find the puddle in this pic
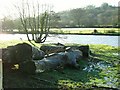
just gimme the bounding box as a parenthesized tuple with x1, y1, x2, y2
(83, 61, 111, 72)
(82, 60, 119, 88)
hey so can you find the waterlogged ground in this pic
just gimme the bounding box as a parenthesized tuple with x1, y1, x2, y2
(2, 42, 120, 89)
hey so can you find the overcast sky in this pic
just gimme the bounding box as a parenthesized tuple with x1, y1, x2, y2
(0, 0, 119, 19)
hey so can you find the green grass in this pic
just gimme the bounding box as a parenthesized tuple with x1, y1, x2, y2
(1, 28, 119, 35)
(2, 40, 120, 89)
(49, 28, 119, 35)
(0, 40, 41, 48)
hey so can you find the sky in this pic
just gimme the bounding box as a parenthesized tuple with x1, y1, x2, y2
(0, 0, 119, 19)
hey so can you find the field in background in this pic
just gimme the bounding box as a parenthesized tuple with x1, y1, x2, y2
(0, 28, 119, 36)
(50, 28, 119, 35)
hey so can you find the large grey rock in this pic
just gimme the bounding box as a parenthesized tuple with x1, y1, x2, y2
(2, 43, 32, 72)
(65, 49, 82, 67)
(19, 49, 82, 73)
(78, 45, 90, 58)
(40, 45, 66, 56)
(19, 60, 36, 74)
(2, 43, 32, 64)
(32, 47, 45, 60)
(34, 52, 67, 73)
(19, 52, 66, 73)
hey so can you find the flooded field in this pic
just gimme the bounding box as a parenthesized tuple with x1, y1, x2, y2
(0, 34, 119, 47)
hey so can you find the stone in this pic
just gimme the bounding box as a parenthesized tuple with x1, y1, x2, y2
(78, 45, 90, 58)
(65, 49, 82, 67)
(2, 43, 32, 64)
(19, 60, 36, 74)
(32, 47, 45, 60)
(40, 45, 66, 56)
(19, 49, 82, 73)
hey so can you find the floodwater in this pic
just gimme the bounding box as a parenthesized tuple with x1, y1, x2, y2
(0, 34, 119, 47)
(80, 58, 119, 88)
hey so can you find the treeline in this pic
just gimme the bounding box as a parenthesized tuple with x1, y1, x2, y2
(56, 3, 119, 28)
(0, 3, 119, 32)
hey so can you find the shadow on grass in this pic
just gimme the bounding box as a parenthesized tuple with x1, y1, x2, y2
(3, 50, 119, 89)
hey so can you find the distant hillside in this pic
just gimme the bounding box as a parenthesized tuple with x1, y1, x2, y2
(55, 3, 118, 28)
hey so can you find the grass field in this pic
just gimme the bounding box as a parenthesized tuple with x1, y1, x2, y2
(1, 40, 120, 89)
(50, 28, 119, 35)
(0, 28, 119, 36)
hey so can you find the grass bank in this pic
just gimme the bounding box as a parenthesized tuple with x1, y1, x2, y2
(0, 28, 119, 36)
(1, 40, 120, 89)
(49, 28, 119, 36)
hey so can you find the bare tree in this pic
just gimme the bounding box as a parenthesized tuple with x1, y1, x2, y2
(15, 0, 52, 43)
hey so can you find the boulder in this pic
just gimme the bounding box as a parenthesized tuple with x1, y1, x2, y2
(40, 45, 66, 56)
(19, 60, 36, 74)
(2, 43, 32, 64)
(19, 49, 82, 73)
(19, 52, 67, 73)
(2, 43, 88, 74)
(78, 45, 90, 58)
(32, 47, 45, 60)
(65, 49, 82, 67)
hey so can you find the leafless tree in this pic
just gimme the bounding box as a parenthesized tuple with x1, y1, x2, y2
(15, 0, 53, 43)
